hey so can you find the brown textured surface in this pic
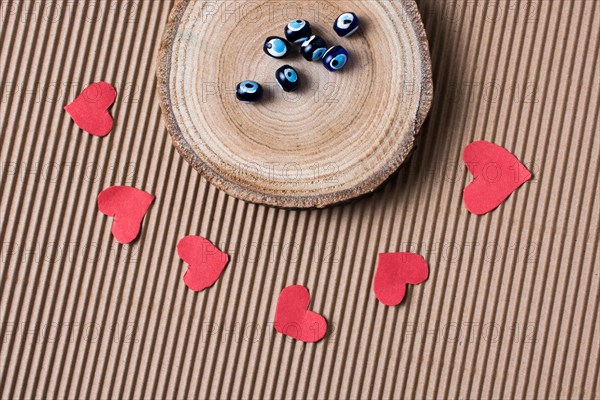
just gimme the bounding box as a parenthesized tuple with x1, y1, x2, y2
(1, 0, 599, 399)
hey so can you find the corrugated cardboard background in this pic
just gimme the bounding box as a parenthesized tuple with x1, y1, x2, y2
(1, 0, 599, 399)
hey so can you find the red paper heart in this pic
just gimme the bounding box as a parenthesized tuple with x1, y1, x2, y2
(177, 236, 229, 292)
(373, 252, 429, 306)
(274, 285, 327, 343)
(97, 186, 154, 244)
(64, 82, 116, 137)
(463, 141, 532, 215)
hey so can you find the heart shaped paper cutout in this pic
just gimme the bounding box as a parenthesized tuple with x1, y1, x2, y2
(177, 236, 229, 292)
(64, 82, 116, 137)
(463, 141, 532, 215)
(97, 186, 154, 244)
(373, 252, 429, 306)
(274, 285, 327, 343)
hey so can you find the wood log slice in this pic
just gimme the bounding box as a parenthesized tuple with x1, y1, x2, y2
(158, 0, 433, 208)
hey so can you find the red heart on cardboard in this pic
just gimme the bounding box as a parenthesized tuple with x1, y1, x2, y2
(463, 141, 532, 215)
(64, 82, 116, 137)
(274, 285, 327, 343)
(177, 236, 229, 292)
(97, 186, 154, 244)
(373, 252, 429, 306)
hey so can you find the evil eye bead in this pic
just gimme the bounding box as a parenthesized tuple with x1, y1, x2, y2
(276, 65, 299, 92)
(285, 19, 312, 44)
(334, 12, 360, 37)
(263, 36, 290, 59)
(300, 35, 328, 61)
(322, 46, 349, 72)
(236, 80, 263, 103)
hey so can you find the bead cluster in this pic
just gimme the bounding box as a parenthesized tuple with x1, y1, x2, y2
(236, 12, 361, 104)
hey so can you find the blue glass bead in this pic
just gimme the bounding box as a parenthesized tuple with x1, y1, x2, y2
(263, 36, 290, 59)
(285, 19, 312, 44)
(276, 65, 299, 92)
(334, 12, 360, 37)
(322, 46, 348, 72)
(301, 35, 328, 61)
(236, 81, 263, 103)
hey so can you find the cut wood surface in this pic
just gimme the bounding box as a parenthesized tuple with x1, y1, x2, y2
(158, 0, 433, 208)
